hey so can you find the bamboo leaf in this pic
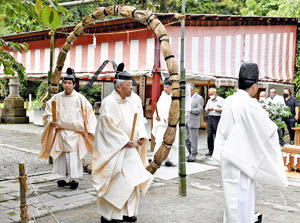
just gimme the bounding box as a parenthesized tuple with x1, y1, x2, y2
(49, 10, 54, 24)
(50, 9, 61, 31)
(13, 24, 21, 33)
(35, 0, 43, 17)
(41, 6, 51, 27)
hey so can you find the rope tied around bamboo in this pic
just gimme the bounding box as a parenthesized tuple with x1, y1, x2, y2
(18, 175, 29, 192)
(50, 4, 181, 174)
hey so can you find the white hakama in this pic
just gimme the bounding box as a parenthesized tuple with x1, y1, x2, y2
(222, 161, 255, 223)
(53, 152, 83, 179)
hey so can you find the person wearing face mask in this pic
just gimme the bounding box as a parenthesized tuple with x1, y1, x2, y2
(204, 87, 224, 156)
(283, 88, 299, 145)
(266, 88, 286, 146)
(213, 62, 287, 223)
(266, 88, 285, 105)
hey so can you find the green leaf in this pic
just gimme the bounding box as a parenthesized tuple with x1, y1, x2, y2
(13, 23, 21, 33)
(50, 9, 61, 30)
(41, 6, 51, 27)
(35, 0, 43, 17)
(49, 10, 54, 24)
(20, 43, 29, 52)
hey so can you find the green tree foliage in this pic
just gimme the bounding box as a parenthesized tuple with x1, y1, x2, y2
(79, 85, 102, 105)
(152, 0, 245, 15)
(241, 0, 300, 17)
(0, 0, 67, 80)
(19, 79, 42, 100)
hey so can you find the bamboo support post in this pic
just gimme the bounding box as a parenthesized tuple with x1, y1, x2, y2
(18, 163, 29, 223)
(179, 0, 187, 196)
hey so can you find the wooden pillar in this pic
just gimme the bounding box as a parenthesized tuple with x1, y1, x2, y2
(151, 38, 161, 152)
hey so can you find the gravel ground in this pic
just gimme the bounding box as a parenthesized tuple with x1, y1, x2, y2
(0, 146, 52, 179)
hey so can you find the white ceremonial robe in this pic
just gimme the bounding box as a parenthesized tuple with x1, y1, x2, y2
(213, 90, 288, 223)
(130, 92, 148, 126)
(152, 91, 179, 165)
(40, 90, 97, 179)
(92, 90, 153, 221)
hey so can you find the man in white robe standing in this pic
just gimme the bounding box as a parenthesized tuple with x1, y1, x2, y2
(92, 71, 153, 223)
(213, 62, 288, 223)
(152, 77, 178, 166)
(40, 68, 97, 189)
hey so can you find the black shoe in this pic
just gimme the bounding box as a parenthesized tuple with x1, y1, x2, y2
(280, 142, 285, 146)
(101, 216, 118, 223)
(57, 180, 66, 187)
(205, 153, 212, 156)
(290, 140, 294, 145)
(254, 212, 262, 223)
(57, 180, 70, 187)
(165, 161, 173, 167)
(122, 216, 137, 222)
(69, 180, 79, 190)
(187, 158, 195, 162)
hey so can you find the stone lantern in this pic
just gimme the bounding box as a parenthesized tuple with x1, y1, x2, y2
(1, 77, 29, 123)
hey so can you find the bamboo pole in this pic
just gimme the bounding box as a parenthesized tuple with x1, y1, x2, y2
(59, 0, 97, 7)
(179, 0, 187, 196)
(48, 32, 55, 165)
(48, 31, 55, 98)
(18, 163, 29, 223)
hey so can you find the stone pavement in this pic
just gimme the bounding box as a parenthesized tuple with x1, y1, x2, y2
(0, 123, 300, 222)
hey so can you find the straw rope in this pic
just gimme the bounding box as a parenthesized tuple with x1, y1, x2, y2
(51, 5, 182, 174)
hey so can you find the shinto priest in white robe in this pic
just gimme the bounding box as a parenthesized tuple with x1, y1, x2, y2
(39, 90, 97, 179)
(213, 89, 288, 223)
(152, 90, 179, 165)
(91, 90, 153, 220)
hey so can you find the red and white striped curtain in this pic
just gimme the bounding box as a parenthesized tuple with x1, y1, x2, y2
(1, 25, 297, 83)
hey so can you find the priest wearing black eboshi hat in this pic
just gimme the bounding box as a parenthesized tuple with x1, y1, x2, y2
(92, 63, 152, 223)
(213, 62, 288, 223)
(39, 67, 97, 190)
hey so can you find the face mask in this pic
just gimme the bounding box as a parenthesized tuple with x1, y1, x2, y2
(283, 94, 289, 98)
(209, 95, 215, 100)
(270, 94, 275, 99)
